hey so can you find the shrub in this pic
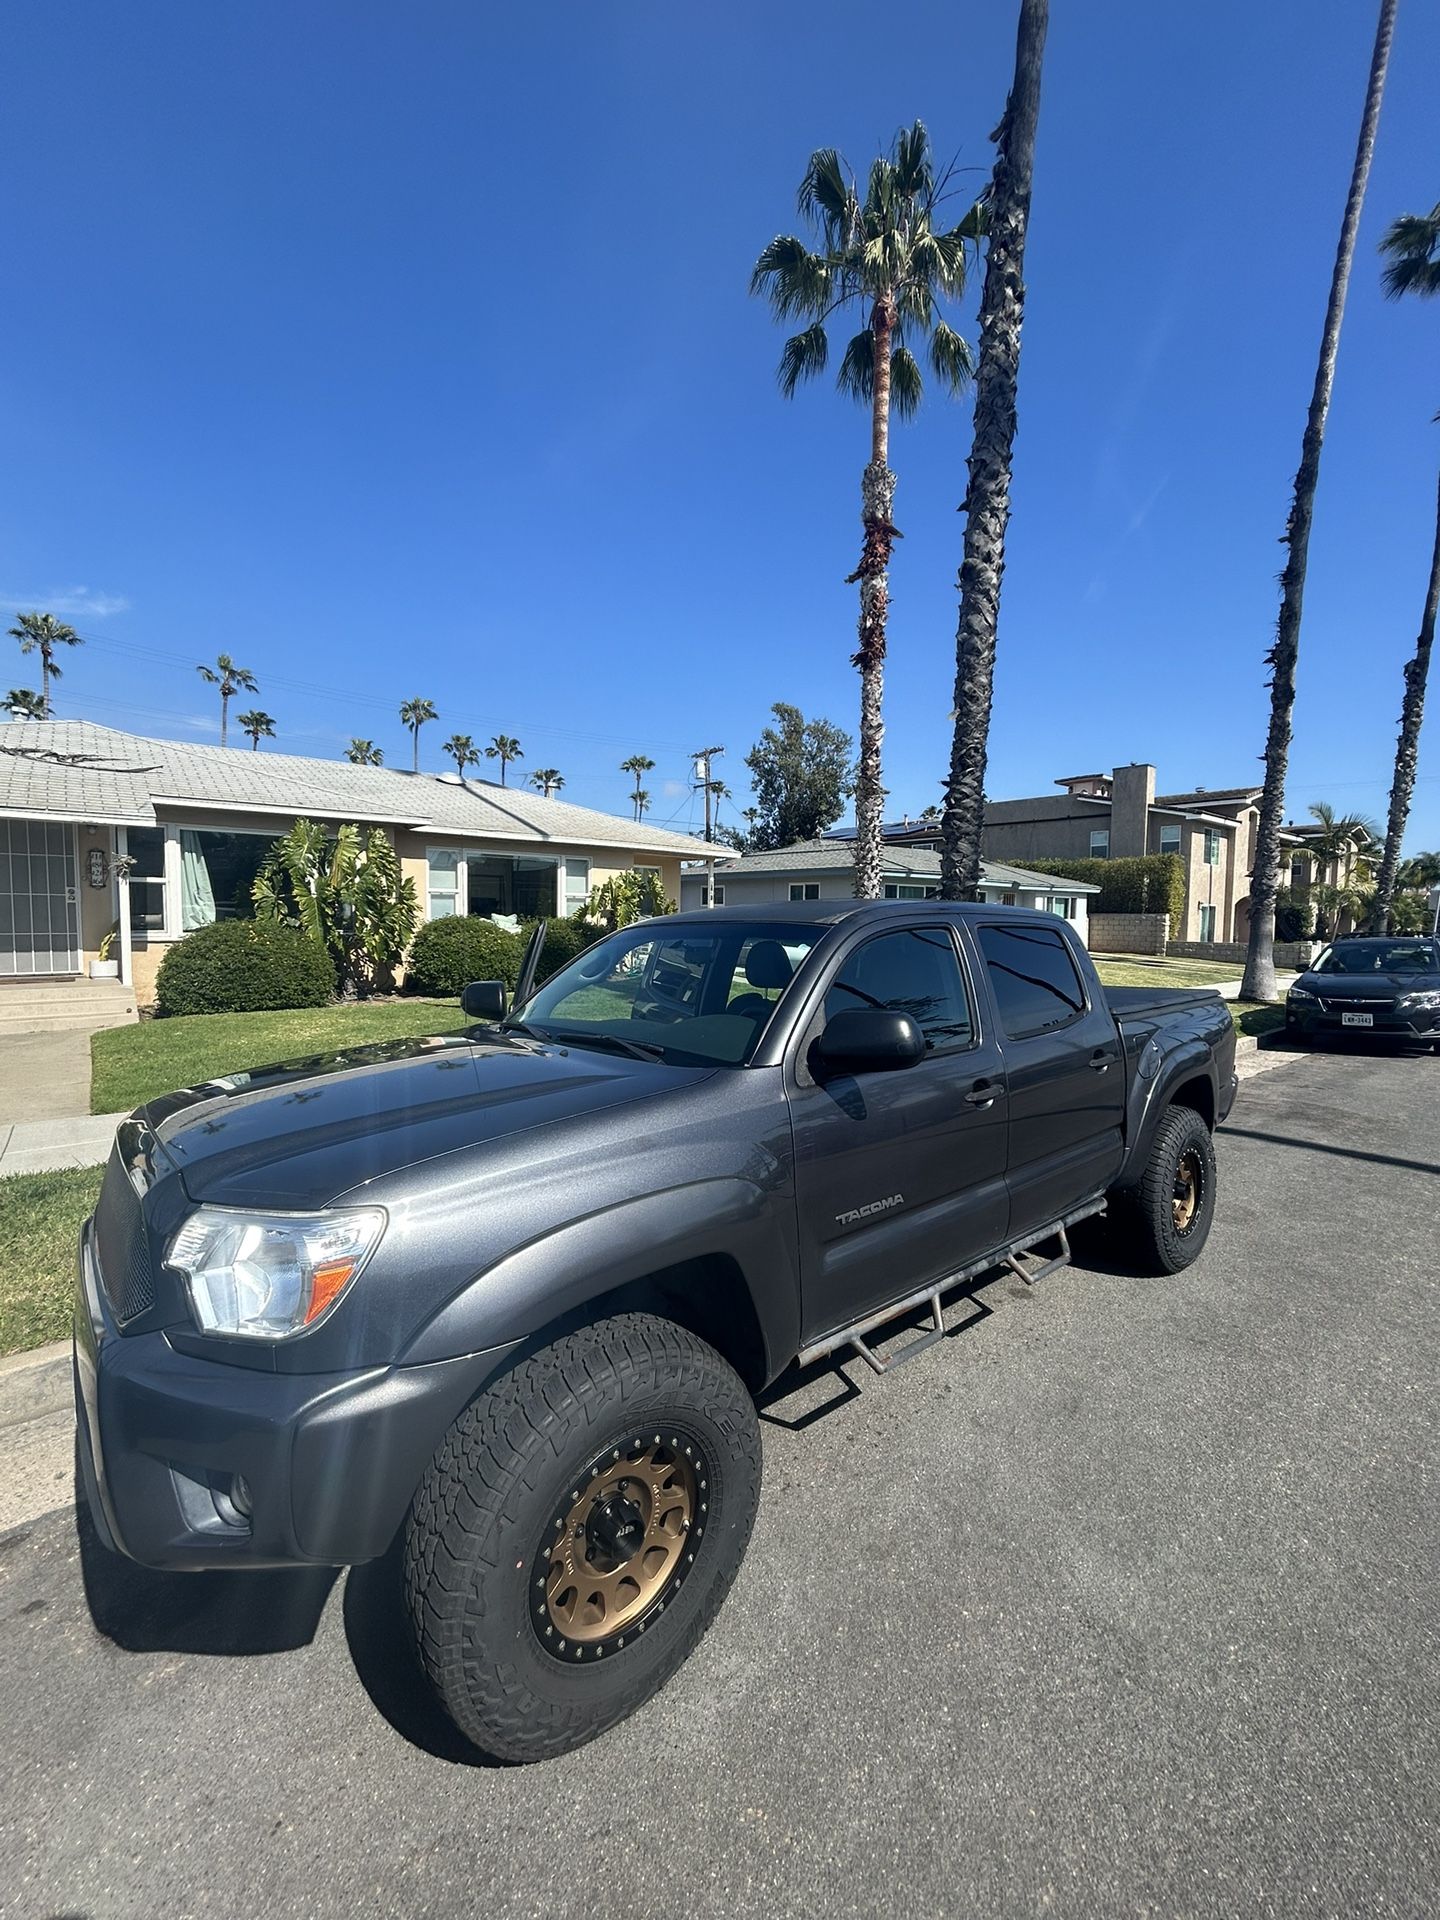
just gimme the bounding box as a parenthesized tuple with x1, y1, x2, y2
(406, 916, 524, 998)
(155, 918, 335, 1017)
(521, 915, 599, 985)
(1029, 854, 1186, 929)
(252, 819, 420, 996)
(1274, 889, 1314, 943)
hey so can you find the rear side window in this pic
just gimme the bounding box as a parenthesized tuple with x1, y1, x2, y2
(976, 923, 1087, 1039)
(823, 928, 974, 1053)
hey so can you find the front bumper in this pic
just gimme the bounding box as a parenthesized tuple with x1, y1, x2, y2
(1285, 1001, 1440, 1041)
(74, 1219, 513, 1571)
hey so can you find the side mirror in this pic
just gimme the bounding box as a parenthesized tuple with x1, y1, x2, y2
(461, 980, 508, 1023)
(812, 1007, 925, 1077)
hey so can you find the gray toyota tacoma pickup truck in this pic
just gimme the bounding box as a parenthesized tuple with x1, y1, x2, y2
(75, 902, 1236, 1762)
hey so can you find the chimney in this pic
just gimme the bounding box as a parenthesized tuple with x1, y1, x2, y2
(1110, 763, 1156, 857)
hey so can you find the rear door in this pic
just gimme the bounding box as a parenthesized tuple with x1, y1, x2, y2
(787, 921, 1010, 1344)
(966, 919, 1125, 1238)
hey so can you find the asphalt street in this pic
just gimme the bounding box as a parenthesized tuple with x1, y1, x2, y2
(1, 1047, 1435, 1919)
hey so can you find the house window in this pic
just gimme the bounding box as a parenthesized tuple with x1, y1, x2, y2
(882, 883, 939, 900)
(1290, 854, 1308, 888)
(468, 854, 555, 919)
(1089, 828, 1110, 858)
(789, 883, 820, 901)
(700, 884, 725, 906)
(1204, 829, 1221, 866)
(180, 829, 270, 928)
(1048, 895, 1076, 921)
(1198, 904, 1217, 942)
(126, 826, 167, 935)
(426, 847, 462, 919)
(1159, 824, 1181, 857)
(563, 858, 590, 916)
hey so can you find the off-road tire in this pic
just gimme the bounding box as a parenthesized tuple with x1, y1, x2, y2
(404, 1312, 761, 1764)
(1114, 1104, 1217, 1274)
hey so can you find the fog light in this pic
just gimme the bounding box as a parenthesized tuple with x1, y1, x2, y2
(230, 1474, 253, 1518)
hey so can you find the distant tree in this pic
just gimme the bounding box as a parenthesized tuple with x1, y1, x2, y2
(5, 687, 46, 720)
(486, 734, 523, 784)
(634, 788, 651, 820)
(1379, 203, 1440, 298)
(529, 767, 565, 799)
(400, 697, 438, 772)
(238, 709, 276, 750)
(9, 611, 83, 716)
(753, 123, 981, 898)
(620, 754, 656, 821)
(743, 702, 855, 851)
(346, 738, 384, 765)
(1398, 850, 1440, 889)
(196, 652, 258, 747)
(442, 732, 477, 778)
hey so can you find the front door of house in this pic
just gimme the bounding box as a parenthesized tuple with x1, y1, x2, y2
(0, 820, 80, 977)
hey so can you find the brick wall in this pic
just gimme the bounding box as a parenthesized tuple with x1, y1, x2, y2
(1089, 912, 1170, 956)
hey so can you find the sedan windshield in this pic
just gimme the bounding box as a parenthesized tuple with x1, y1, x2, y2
(1314, 940, 1439, 976)
(508, 921, 823, 1067)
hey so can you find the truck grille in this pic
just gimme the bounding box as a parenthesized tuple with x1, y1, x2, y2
(93, 1150, 156, 1325)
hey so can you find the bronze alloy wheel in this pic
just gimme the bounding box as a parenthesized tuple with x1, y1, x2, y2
(531, 1433, 708, 1662)
(1173, 1149, 1203, 1235)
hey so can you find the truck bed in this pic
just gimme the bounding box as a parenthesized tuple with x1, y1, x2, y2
(1104, 984, 1227, 1022)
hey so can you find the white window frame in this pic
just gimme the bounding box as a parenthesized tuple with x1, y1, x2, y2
(1158, 824, 1181, 857)
(562, 856, 591, 917)
(701, 883, 726, 906)
(1204, 829, 1221, 866)
(426, 845, 466, 920)
(789, 882, 820, 901)
(1198, 904, 1217, 942)
(1089, 828, 1110, 859)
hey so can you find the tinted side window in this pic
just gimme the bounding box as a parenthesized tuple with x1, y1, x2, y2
(977, 924, 1087, 1039)
(823, 928, 973, 1052)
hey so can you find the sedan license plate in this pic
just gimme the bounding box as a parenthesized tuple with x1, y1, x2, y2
(1341, 1011, 1374, 1028)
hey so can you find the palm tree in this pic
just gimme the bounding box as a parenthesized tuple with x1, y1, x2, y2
(238, 709, 276, 750)
(196, 653, 258, 747)
(1368, 210, 1440, 931)
(1398, 850, 1440, 890)
(442, 732, 477, 778)
(939, 0, 1050, 902)
(1298, 802, 1381, 934)
(1240, 0, 1396, 1001)
(529, 767, 565, 799)
(753, 122, 981, 900)
(346, 738, 384, 765)
(399, 697, 438, 772)
(635, 789, 651, 820)
(486, 734, 523, 784)
(5, 688, 46, 719)
(620, 754, 655, 821)
(8, 611, 83, 716)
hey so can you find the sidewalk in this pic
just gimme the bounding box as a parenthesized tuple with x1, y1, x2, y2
(0, 1112, 125, 1177)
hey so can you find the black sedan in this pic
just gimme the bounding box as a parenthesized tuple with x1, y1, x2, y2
(1286, 936, 1440, 1047)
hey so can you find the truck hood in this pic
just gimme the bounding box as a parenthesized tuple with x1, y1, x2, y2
(141, 1029, 708, 1210)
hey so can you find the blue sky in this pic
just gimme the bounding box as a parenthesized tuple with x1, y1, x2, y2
(3, 2, 1437, 848)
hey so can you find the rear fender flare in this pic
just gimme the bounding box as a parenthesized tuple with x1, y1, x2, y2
(1121, 1041, 1218, 1183)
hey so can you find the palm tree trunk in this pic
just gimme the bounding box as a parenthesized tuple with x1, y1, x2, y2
(940, 0, 1049, 900)
(220, 690, 229, 748)
(412, 728, 420, 774)
(1370, 471, 1440, 931)
(850, 301, 897, 900)
(1240, 0, 1396, 1001)
(41, 652, 51, 717)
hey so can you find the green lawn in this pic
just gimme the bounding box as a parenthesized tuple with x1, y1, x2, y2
(0, 1166, 104, 1356)
(90, 998, 469, 1114)
(1091, 955, 1243, 989)
(1231, 1002, 1287, 1039)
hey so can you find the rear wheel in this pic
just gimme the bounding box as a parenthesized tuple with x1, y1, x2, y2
(1114, 1104, 1217, 1274)
(404, 1312, 761, 1764)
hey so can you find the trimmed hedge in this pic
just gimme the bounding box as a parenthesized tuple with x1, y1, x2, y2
(521, 915, 598, 985)
(405, 916, 524, 998)
(155, 919, 336, 1017)
(1026, 854, 1186, 929)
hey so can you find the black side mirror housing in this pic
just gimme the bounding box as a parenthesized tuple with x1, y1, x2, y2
(461, 980, 508, 1023)
(812, 1007, 926, 1077)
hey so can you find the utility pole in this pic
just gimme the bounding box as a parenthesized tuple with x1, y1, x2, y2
(693, 745, 725, 843)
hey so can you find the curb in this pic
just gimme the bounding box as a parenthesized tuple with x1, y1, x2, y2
(0, 1339, 72, 1431)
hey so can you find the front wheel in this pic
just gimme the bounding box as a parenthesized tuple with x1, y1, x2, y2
(404, 1312, 761, 1764)
(1113, 1104, 1217, 1274)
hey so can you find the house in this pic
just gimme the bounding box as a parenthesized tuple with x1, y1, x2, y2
(679, 842, 1099, 944)
(0, 720, 709, 1002)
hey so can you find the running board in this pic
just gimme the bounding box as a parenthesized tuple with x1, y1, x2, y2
(798, 1201, 1106, 1379)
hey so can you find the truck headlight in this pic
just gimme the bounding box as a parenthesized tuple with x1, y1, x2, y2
(167, 1206, 386, 1339)
(1397, 989, 1440, 1010)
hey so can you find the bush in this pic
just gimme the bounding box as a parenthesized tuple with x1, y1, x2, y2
(155, 919, 336, 1017)
(406, 916, 524, 998)
(1274, 889, 1314, 943)
(522, 915, 599, 985)
(1028, 854, 1186, 929)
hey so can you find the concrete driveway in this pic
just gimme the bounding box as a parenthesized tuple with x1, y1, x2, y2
(1, 1049, 1435, 1919)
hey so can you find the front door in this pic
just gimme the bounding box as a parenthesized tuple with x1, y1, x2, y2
(0, 820, 80, 978)
(788, 923, 1010, 1345)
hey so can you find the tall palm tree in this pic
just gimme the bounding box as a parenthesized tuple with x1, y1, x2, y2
(399, 697, 438, 772)
(635, 788, 651, 820)
(442, 732, 477, 778)
(8, 611, 83, 716)
(486, 734, 523, 784)
(5, 688, 46, 719)
(1240, 0, 1396, 1001)
(196, 652, 258, 747)
(1297, 801, 1380, 933)
(753, 122, 981, 900)
(238, 709, 276, 750)
(1369, 209, 1440, 932)
(529, 767, 564, 799)
(939, 0, 1050, 901)
(1397, 850, 1440, 890)
(620, 754, 655, 821)
(346, 738, 384, 765)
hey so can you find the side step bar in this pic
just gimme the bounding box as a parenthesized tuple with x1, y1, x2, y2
(797, 1200, 1107, 1379)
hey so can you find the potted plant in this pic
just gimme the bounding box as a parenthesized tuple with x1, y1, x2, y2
(90, 925, 120, 980)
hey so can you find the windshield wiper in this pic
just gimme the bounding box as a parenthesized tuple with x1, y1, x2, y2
(543, 1027, 668, 1063)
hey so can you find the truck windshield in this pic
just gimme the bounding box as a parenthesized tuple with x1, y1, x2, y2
(507, 921, 822, 1067)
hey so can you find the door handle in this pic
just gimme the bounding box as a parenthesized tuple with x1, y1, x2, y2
(964, 1080, 1004, 1108)
(1089, 1049, 1115, 1071)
